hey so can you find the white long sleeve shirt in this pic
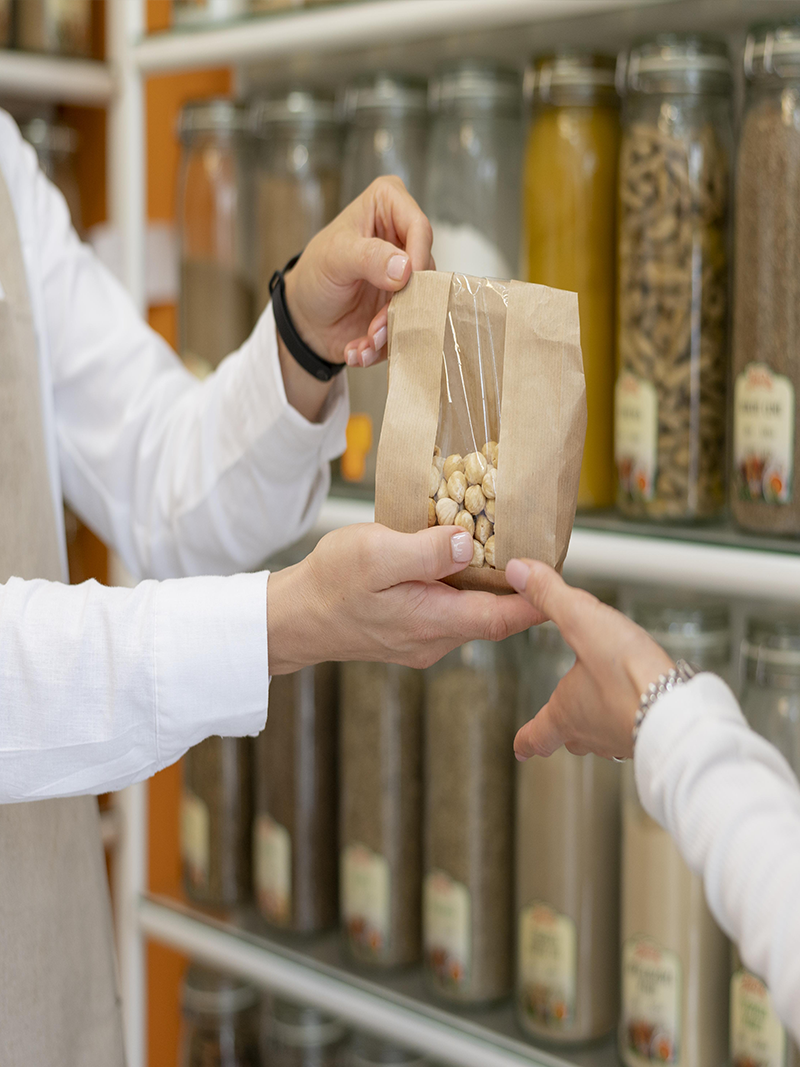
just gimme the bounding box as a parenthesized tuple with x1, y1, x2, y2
(0, 110, 348, 802)
(635, 673, 800, 1042)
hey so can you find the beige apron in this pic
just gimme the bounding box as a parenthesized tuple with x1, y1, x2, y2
(0, 170, 126, 1064)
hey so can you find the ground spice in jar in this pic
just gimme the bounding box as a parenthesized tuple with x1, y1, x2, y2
(180, 259, 253, 377)
(340, 662, 424, 968)
(424, 641, 516, 1004)
(182, 737, 253, 908)
(253, 663, 338, 934)
(732, 83, 800, 531)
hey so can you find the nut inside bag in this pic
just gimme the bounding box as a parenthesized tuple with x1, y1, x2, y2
(375, 272, 585, 592)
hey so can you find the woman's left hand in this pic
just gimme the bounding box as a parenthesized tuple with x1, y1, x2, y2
(284, 175, 434, 369)
(506, 559, 675, 761)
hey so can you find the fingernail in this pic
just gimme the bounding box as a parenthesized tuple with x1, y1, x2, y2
(514, 750, 529, 763)
(387, 253, 409, 281)
(450, 531, 473, 563)
(506, 558, 531, 593)
(361, 347, 377, 368)
(372, 325, 387, 351)
(345, 348, 359, 366)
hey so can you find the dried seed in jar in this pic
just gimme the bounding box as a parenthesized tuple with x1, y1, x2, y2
(428, 498, 437, 528)
(455, 510, 475, 537)
(484, 498, 496, 523)
(475, 514, 493, 545)
(465, 485, 486, 516)
(443, 454, 465, 480)
(447, 470, 467, 504)
(481, 440, 499, 467)
(429, 464, 441, 498)
(464, 451, 489, 486)
(484, 535, 496, 568)
(435, 497, 459, 526)
(470, 539, 485, 567)
(482, 468, 497, 500)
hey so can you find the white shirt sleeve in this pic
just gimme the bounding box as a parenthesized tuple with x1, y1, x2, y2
(634, 673, 800, 1041)
(0, 113, 348, 802)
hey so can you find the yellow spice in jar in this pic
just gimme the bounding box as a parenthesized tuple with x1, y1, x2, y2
(523, 102, 619, 509)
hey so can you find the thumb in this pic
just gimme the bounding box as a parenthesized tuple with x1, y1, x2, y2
(514, 699, 566, 761)
(374, 524, 474, 589)
(341, 236, 411, 293)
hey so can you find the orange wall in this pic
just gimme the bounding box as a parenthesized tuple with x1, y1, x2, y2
(144, 5, 233, 1065)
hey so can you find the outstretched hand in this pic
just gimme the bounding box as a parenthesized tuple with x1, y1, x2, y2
(506, 559, 674, 761)
(267, 525, 542, 675)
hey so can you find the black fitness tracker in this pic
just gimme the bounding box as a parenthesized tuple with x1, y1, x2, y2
(269, 253, 345, 383)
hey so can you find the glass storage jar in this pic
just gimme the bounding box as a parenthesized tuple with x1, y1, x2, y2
(253, 662, 338, 934)
(21, 115, 83, 234)
(516, 615, 622, 1044)
(335, 74, 428, 494)
(424, 62, 522, 279)
(173, 0, 247, 27)
(620, 600, 731, 1067)
(180, 965, 260, 1067)
(178, 99, 253, 380)
(524, 53, 620, 510)
(732, 22, 800, 533)
(615, 36, 731, 522)
(340, 662, 424, 968)
(424, 640, 516, 1005)
(730, 946, 800, 1067)
(347, 1033, 428, 1067)
(17, 0, 92, 57)
(251, 90, 341, 315)
(263, 998, 348, 1067)
(0, 0, 9, 46)
(182, 737, 253, 908)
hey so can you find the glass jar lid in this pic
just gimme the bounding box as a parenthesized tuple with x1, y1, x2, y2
(743, 614, 800, 671)
(625, 34, 732, 94)
(21, 117, 78, 156)
(249, 89, 338, 134)
(178, 98, 247, 140)
(745, 21, 800, 82)
(350, 1032, 427, 1066)
(182, 965, 258, 1016)
(633, 600, 730, 660)
(429, 61, 521, 115)
(269, 998, 347, 1048)
(530, 52, 618, 106)
(341, 73, 428, 119)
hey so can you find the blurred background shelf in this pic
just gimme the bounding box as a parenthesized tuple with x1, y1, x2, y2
(0, 51, 113, 104)
(141, 893, 620, 1067)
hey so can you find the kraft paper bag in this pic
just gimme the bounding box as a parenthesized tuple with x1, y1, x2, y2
(375, 271, 586, 593)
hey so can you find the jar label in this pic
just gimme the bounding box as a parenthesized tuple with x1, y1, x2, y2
(423, 869, 471, 991)
(734, 363, 795, 505)
(341, 843, 390, 960)
(180, 789, 209, 891)
(621, 936, 681, 1065)
(518, 901, 577, 1028)
(253, 814, 291, 926)
(730, 968, 787, 1067)
(615, 372, 658, 502)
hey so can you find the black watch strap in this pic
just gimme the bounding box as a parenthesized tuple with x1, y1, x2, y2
(269, 253, 345, 383)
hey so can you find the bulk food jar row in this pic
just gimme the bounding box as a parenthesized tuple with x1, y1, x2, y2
(0, 0, 95, 55)
(179, 964, 433, 1067)
(179, 552, 800, 1065)
(178, 21, 800, 537)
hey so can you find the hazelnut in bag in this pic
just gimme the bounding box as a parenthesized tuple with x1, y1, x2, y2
(375, 272, 585, 592)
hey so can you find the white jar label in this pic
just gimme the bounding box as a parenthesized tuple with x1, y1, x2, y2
(424, 869, 471, 991)
(518, 901, 577, 1028)
(622, 936, 681, 1065)
(734, 362, 795, 504)
(180, 789, 209, 891)
(615, 372, 658, 502)
(731, 968, 787, 1067)
(342, 843, 390, 960)
(253, 814, 292, 926)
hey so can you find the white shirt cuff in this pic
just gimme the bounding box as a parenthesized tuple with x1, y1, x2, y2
(154, 570, 269, 765)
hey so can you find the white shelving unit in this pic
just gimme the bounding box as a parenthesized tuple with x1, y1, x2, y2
(39, 1, 800, 1065)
